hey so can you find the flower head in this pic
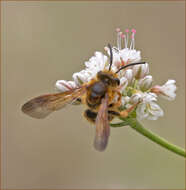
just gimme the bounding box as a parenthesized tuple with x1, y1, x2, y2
(55, 28, 177, 121)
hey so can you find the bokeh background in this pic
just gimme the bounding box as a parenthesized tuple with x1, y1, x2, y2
(1, 1, 185, 189)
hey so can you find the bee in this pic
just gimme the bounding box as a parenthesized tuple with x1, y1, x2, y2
(21, 44, 145, 151)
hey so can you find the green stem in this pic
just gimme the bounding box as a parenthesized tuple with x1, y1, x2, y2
(110, 121, 129, 127)
(111, 118, 186, 158)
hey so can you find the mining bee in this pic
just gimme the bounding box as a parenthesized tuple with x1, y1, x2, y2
(21, 44, 145, 151)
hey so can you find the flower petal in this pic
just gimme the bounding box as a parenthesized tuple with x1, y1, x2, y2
(55, 80, 77, 92)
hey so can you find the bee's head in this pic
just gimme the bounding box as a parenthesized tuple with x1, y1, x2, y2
(97, 71, 120, 87)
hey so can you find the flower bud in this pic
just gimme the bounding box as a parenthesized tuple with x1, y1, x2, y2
(133, 63, 149, 79)
(123, 69, 133, 84)
(130, 93, 142, 104)
(124, 96, 130, 103)
(119, 77, 128, 92)
(139, 75, 153, 91)
(73, 73, 86, 86)
(121, 96, 131, 106)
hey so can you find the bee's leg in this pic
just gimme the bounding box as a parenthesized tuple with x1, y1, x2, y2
(108, 90, 122, 108)
(84, 109, 116, 124)
(107, 111, 119, 122)
(108, 110, 119, 122)
(120, 102, 140, 118)
(72, 98, 82, 105)
(115, 90, 122, 107)
(83, 109, 97, 123)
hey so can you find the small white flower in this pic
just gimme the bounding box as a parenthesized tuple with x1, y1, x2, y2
(151, 80, 176, 101)
(136, 101, 164, 120)
(139, 75, 153, 91)
(130, 93, 142, 104)
(142, 92, 157, 102)
(85, 51, 108, 72)
(120, 48, 141, 63)
(104, 46, 121, 68)
(136, 92, 164, 120)
(123, 69, 134, 84)
(72, 69, 93, 86)
(124, 96, 130, 103)
(119, 77, 128, 92)
(55, 80, 77, 92)
(133, 63, 149, 79)
(121, 96, 130, 106)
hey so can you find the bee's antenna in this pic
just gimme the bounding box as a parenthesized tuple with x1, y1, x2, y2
(115, 62, 146, 74)
(108, 44, 113, 71)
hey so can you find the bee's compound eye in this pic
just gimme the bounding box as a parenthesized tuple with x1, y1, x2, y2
(115, 78, 120, 85)
(104, 78, 109, 83)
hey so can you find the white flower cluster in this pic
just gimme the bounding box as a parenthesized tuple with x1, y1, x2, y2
(56, 28, 176, 121)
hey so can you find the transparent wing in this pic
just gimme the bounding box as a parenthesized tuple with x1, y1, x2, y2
(94, 93, 110, 151)
(21, 86, 86, 119)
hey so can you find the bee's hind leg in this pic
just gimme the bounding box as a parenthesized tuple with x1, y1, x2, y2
(84, 109, 116, 124)
(72, 98, 82, 105)
(84, 109, 97, 123)
(120, 102, 140, 118)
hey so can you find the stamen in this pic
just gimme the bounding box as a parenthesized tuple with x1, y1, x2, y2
(129, 29, 136, 50)
(131, 28, 136, 34)
(125, 29, 129, 33)
(104, 46, 109, 52)
(115, 28, 137, 50)
(131, 29, 136, 49)
(121, 33, 125, 39)
(116, 28, 120, 33)
(116, 28, 121, 50)
(119, 31, 123, 50)
(121, 33, 127, 49)
(129, 34, 133, 50)
(125, 29, 129, 48)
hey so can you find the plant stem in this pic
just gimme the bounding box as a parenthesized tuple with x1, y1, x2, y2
(111, 118, 186, 158)
(110, 121, 129, 127)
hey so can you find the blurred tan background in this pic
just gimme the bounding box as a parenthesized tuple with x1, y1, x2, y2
(1, 1, 185, 189)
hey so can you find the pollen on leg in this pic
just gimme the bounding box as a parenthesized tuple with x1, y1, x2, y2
(120, 110, 128, 118)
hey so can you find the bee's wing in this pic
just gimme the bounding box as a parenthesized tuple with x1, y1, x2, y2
(94, 93, 110, 151)
(21, 86, 86, 119)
